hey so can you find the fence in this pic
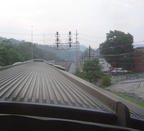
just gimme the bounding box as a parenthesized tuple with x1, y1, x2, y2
(111, 73, 144, 83)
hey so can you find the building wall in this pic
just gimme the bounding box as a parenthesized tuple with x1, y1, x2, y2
(134, 47, 144, 72)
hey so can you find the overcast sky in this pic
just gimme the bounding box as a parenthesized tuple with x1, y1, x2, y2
(0, 0, 144, 48)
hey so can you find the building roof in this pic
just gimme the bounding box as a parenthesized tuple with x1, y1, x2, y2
(0, 61, 110, 112)
(0, 60, 144, 130)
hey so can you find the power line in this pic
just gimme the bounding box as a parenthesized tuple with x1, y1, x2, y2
(79, 38, 102, 43)
(0, 31, 144, 48)
(99, 41, 144, 50)
(133, 40, 144, 44)
(96, 55, 144, 65)
(100, 50, 144, 57)
(0, 32, 55, 36)
(99, 44, 133, 50)
(80, 33, 105, 38)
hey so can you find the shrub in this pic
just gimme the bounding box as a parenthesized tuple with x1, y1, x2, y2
(102, 75, 111, 87)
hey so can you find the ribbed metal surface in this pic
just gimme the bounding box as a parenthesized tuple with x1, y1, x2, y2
(0, 62, 110, 112)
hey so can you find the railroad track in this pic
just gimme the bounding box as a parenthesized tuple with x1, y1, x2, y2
(55, 61, 72, 72)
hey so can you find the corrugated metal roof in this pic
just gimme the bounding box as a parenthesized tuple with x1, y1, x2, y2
(0, 61, 111, 112)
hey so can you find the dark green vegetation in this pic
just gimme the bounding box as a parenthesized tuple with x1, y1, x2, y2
(75, 57, 102, 82)
(110, 91, 144, 108)
(0, 40, 61, 66)
(75, 57, 112, 87)
(101, 75, 111, 87)
(100, 30, 134, 70)
(0, 37, 87, 66)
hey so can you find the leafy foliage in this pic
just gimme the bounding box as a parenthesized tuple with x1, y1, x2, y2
(100, 30, 134, 70)
(83, 58, 101, 72)
(0, 40, 61, 66)
(76, 57, 102, 82)
(110, 91, 144, 108)
(102, 75, 111, 87)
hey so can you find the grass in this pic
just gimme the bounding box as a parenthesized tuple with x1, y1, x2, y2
(110, 91, 144, 108)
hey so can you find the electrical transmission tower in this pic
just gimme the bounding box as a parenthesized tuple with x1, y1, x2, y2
(54, 30, 80, 66)
(75, 30, 80, 66)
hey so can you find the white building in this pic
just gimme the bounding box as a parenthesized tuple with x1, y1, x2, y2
(99, 58, 111, 72)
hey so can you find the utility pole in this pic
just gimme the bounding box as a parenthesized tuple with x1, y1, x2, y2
(75, 30, 78, 43)
(89, 45, 91, 59)
(31, 26, 33, 60)
(43, 32, 45, 45)
(75, 30, 80, 66)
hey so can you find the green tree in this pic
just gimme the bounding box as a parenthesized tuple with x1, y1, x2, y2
(16, 42, 33, 60)
(0, 39, 61, 66)
(81, 57, 102, 82)
(100, 30, 134, 69)
(0, 41, 24, 66)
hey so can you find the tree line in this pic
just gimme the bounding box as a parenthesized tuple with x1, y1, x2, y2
(75, 57, 111, 87)
(75, 30, 134, 87)
(100, 30, 134, 70)
(0, 40, 61, 66)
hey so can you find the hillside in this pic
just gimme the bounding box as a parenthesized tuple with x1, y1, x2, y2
(0, 39, 61, 66)
(0, 36, 87, 61)
(0, 37, 25, 44)
(37, 44, 86, 60)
